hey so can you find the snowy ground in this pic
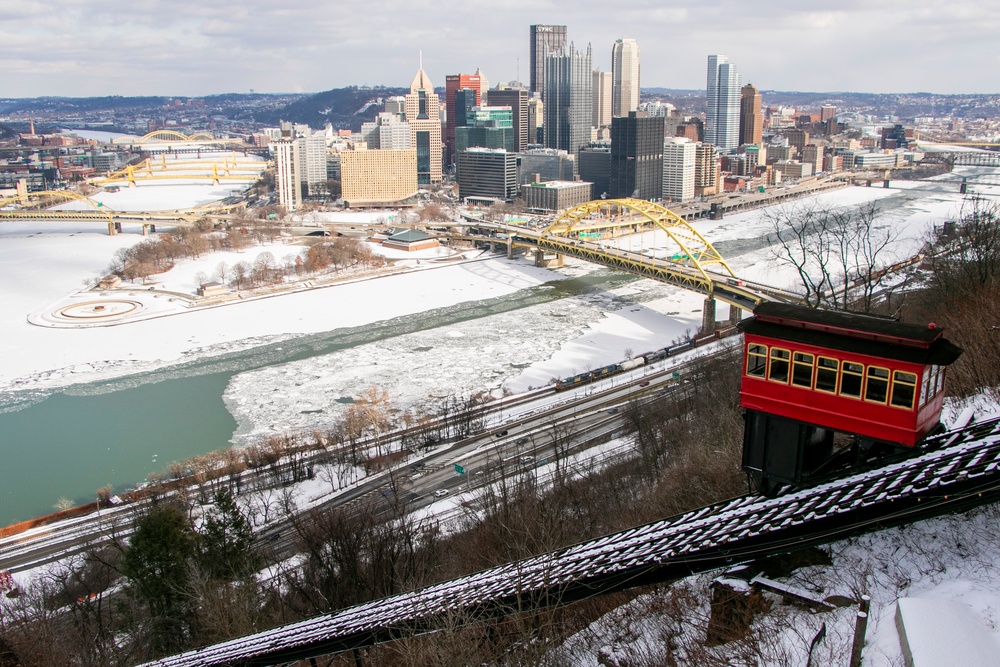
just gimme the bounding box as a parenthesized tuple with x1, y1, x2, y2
(3, 167, 1000, 664)
(557, 501, 1000, 667)
(1, 172, 985, 448)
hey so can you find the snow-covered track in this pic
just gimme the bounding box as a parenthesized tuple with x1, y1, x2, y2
(146, 415, 1000, 667)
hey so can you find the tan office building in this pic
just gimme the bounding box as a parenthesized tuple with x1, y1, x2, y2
(340, 148, 418, 207)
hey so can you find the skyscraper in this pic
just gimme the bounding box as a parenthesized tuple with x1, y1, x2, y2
(705, 55, 741, 151)
(488, 87, 529, 151)
(543, 42, 592, 167)
(274, 135, 301, 211)
(530, 24, 567, 95)
(739, 83, 763, 147)
(609, 111, 663, 200)
(611, 38, 640, 118)
(592, 69, 612, 128)
(445, 73, 482, 164)
(404, 64, 443, 184)
(662, 137, 696, 203)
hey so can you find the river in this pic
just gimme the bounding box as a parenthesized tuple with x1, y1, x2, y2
(0, 270, 640, 525)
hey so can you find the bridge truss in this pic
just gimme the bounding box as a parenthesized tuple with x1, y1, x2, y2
(92, 156, 266, 186)
(540, 198, 733, 292)
(523, 198, 787, 308)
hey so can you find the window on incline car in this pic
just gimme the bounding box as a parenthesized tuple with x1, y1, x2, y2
(865, 366, 890, 404)
(768, 348, 790, 383)
(792, 352, 814, 388)
(747, 344, 767, 377)
(891, 371, 917, 410)
(841, 361, 863, 399)
(815, 357, 839, 393)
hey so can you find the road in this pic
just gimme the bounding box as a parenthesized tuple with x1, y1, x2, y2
(0, 352, 710, 575)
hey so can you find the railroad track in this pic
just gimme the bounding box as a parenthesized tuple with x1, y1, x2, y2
(147, 414, 1000, 666)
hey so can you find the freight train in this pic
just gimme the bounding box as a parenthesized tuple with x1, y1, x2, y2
(554, 325, 739, 391)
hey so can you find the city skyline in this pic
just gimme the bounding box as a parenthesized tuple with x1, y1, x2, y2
(2, 1, 998, 99)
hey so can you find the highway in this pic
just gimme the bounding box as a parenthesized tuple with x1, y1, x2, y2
(0, 351, 712, 575)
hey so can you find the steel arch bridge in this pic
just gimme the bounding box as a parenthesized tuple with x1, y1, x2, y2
(528, 198, 770, 305)
(92, 156, 267, 186)
(136, 130, 222, 143)
(0, 190, 116, 222)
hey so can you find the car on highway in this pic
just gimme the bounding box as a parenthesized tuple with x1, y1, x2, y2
(515, 437, 529, 445)
(606, 407, 620, 414)
(494, 430, 509, 438)
(519, 456, 535, 466)
(433, 489, 450, 498)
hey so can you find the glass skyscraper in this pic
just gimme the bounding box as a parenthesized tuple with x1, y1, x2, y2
(543, 42, 593, 168)
(705, 55, 741, 151)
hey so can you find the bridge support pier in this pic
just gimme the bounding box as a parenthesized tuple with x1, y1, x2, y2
(729, 305, 742, 325)
(701, 297, 717, 334)
(507, 239, 513, 260)
(107, 221, 118, 236)
(534, 251, 563, 268)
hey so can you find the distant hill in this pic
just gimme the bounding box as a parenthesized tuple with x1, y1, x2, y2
(255, 86, 409, 131)
(640, 88, 1000, 119)
(0, 96, 169, 115)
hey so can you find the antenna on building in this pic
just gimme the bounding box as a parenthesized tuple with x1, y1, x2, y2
(419, 50, 423, 70)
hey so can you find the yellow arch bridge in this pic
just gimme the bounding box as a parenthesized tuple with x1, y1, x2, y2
(0, 190, 246, 234)
(92, 155, 266, 186)
(479, 198, 799, 311)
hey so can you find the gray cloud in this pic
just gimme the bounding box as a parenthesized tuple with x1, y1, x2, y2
(2, 0, 998, 97)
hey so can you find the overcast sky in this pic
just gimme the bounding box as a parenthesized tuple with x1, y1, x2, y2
(3, 0, 998, 99)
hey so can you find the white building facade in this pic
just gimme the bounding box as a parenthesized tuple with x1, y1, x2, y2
(662, 137, 696, 203)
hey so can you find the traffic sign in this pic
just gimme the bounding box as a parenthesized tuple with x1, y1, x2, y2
(454, 463, 466, 475)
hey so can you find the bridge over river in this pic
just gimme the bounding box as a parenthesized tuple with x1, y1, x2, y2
(464, 198, 802, 328)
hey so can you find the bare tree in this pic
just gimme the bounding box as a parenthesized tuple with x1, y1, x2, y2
(766, 201, 899, 312)
(926, 196, 1000, 299)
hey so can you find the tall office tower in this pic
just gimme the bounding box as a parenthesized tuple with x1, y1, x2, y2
(530, 24, 567, 95)
(457, 148, 518, 202)
(445, 74, 482, 163)
(579, 143, 611, 199)
(384, 96, 406, 118)
(820, 105, 837, 122)
(543, 42, 593, 167)
(404, 64, 443, 184)
(527, 96, 544, 144)
(454, 89, 478, 131)
(488, 87, 529, 151)
(611, 38, 640, 117)
(455, 106, 516, 167)
(705, 55, 741, 151)
(299, 131, 329, 196)
(592, 69, 612, 128)
(609, 111, 663, 200)
(475, 66, 489, 105)
(274, 135, 302, 211)
(694, 142, 719, 197)
(360, 113, 412, 150)
(739, 83, 763, 147)
(662, 137, 696, 203)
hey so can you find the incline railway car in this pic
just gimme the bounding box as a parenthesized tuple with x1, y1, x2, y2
(738, 302, 963, 494)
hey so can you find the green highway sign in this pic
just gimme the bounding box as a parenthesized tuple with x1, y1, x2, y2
(454, 463, 465, 475)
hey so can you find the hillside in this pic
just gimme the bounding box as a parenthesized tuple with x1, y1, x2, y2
(253, 85, 409, 130)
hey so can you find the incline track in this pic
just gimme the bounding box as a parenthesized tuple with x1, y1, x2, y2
(148, 415, 1000, 667)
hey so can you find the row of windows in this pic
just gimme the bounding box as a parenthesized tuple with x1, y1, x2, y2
(745, 343, 938, 411)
